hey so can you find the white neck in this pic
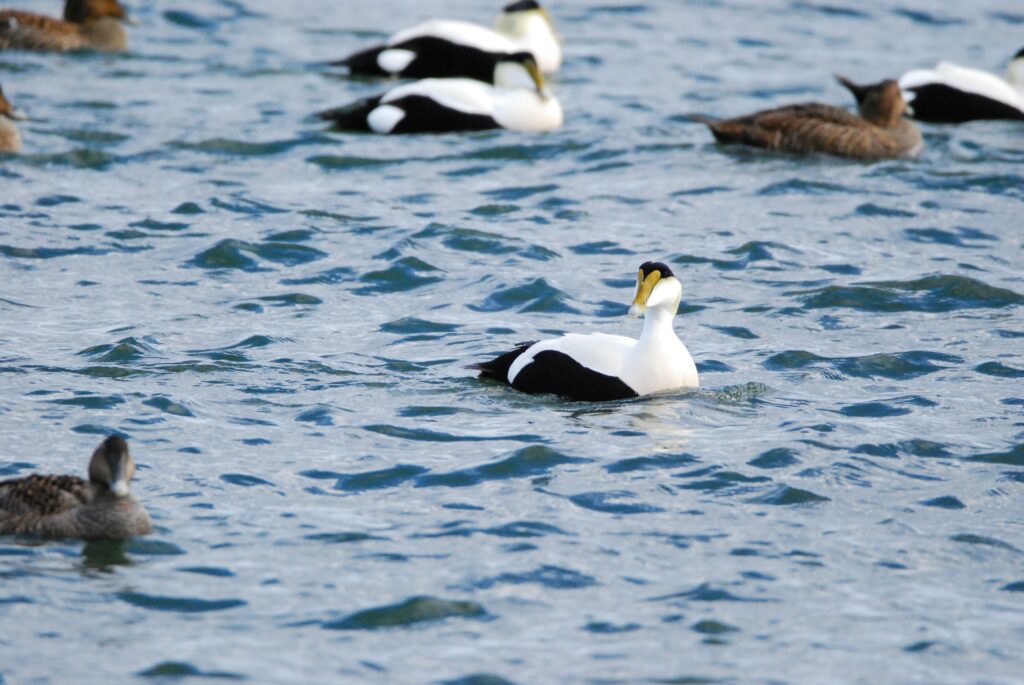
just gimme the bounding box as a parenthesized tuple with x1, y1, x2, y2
(619, 303, 698, 393)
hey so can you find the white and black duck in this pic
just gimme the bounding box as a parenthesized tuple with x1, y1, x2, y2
(899, 47, 1024, 122)
(331, 0, 561, 82)
(0, 435, 152, 539)
(318, 52, 562, 134)
(472, 262, 699, 402)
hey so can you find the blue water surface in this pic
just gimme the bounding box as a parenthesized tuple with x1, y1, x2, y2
(1, 1, 1023, 683)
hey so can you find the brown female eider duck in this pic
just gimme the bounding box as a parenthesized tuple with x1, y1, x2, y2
(0, 436, 152, 539)
(0, 84, 24, 153)
(694, 76, 923, 160)
(0, 0, 132, 52)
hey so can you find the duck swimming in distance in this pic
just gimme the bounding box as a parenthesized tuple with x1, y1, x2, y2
(472, 262, 699, 402)
(898, 48, 1024, 123)
(0, 84, 24, 153)
(318, 53, 562, 134)
(0, 0, 131, 52)
(332, 0, 561, 81)
(694, 76, 922, 160)
(0, 436, 152, 539)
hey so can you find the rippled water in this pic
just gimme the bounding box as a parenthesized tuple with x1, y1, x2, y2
(2, 1, 1023, 683)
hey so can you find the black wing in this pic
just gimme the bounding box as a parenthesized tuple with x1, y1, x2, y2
(511, 350, 638, 401)
(907, 83, 1024, 123)
(334, 37, 504, 83)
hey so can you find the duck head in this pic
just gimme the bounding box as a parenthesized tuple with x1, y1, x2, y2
(629, 262, 682, 318)
(1007, 47, 1024, 88)
(495, 1, 557, 41)
(836, 76, 907, 127)
(494, 52, 547, 96)
(88, 436, 136, 498)
(64, 0, 131, 24)
(0, 86, 26, 121)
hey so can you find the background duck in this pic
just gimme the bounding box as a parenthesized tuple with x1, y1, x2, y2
(899, 48, 1024, 123)
(472, 262, 699, 402)
(331, 0, 561, 81)
(0, 0, 131, 52)
(0, 83, 23, 153)
(318, 53, 562, 134)
(0, 435, 152, 539)
(693, 76, 922, 160)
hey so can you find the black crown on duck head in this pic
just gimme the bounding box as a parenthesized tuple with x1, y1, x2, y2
(639, 262, 674, 279)
(504, 1, 542, 12)
(1014, 46, 1024, 60)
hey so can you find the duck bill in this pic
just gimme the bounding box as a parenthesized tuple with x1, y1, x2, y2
(629, 270, 661, 318)
(526, 59, 546, 96)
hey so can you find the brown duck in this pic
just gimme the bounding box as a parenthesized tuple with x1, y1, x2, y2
(0, 0, 132, 52)
(694, 76, 923, 160)
(0, 83, 23, 153)
(0, 436, 152, 539)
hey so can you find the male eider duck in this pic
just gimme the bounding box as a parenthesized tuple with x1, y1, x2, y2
(472, 262, 699, 402)
(898, 48, 1024, 123)
(0, 436, 152, 539)
(0, 84, 24, 153)
(318, 53, 562, 134)
(0, 0, 131, 52)
(694, 76, 922, 160)
(332, 0, 561, 81)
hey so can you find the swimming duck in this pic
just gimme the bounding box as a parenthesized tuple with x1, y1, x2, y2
(318, 53, 562, 134)
(332, 0, 561, 81)
(472, 262, 699, 402)
(0, 84, 24, 153)
(694, 76, 923, 160)
(0, 436, 152, 539)
(0, 0, 132, 52)
(898, 48, 1024, 123)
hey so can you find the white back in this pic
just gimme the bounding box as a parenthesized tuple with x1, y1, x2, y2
(509, 333, 635, 382)
(390, 19, 519, 53)
(382, 78, 497, 116)
(899, 61, 1022, 108)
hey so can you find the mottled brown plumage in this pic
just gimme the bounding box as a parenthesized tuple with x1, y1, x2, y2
(0, 0, 130, 52)
(0, 83, 21, 153)
(0, 436, 152, 539)
(695, 77, 923, 160)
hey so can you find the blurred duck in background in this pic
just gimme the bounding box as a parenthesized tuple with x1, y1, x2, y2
(0, 84, 24, 153)
(331, 0, 561, 82)
(898, 48, 1024, 122)
(0, 0, 132, 52)
(693, 76, 922, 160)
(318, 52, 562, 134)
(0, 436, 152, 539)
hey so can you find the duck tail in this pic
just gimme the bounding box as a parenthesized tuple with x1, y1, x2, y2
(468, 341, 537, 383)
(316, 95, 382, 132)
(329, 45, 387, 75)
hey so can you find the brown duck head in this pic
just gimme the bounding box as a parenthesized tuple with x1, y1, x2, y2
(64, 0, 131, 24)
(88, 436, 137, 497)
(836, 76, 907, 128)
(0, 86, 16, 120)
